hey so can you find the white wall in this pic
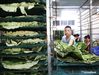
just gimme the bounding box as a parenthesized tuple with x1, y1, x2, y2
(52, 9, 80, 32)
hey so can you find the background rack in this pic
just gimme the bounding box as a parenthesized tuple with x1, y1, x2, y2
(0, 0, 47, 75)
(47, 0, 99, 75)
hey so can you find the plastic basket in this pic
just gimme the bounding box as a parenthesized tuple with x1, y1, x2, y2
(91, 46, 99, 56)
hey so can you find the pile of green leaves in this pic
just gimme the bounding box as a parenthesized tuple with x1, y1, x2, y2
(54, 40, 75, 57)
(54, 40, 99, 63)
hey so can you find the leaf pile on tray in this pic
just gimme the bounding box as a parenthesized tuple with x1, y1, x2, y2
(4, 31, 39, 36)
(5, 38, 45, 47)
(0, 22, 46, 29)
(54, 40, 99, 63)
(2, 46, 44, 54)
(0, 2, 46, 16)
(2, 55, 46, 70)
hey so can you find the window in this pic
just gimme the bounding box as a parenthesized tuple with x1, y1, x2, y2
(61, 20, 67, 25)
(68, 20, 75, 25)
(53, 20, 60, 26)
(53, 20, 75, 26)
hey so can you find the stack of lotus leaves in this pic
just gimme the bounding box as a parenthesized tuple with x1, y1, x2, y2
(0, 15, 46, 22)
(4, 31, 39, 37)
(0, 22, 46, 29)
(2, 46, 44, 54)
(5, 38, 45, 47)
(2, 55, 46, 70)
(0, 0, 47, 75)
(0, 2, 46, 16)
(54, 40, 99, 63)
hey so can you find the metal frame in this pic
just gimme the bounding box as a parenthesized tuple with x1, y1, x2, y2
(79, 0, 91, 41)
(79, 0, 99, 47)
(47, 0, 52, 75)
(79, 8, 82, 41)
(89, 0, 93, 47)
(47, 0, 99, 75)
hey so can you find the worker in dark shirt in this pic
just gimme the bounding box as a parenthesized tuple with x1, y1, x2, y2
(84, 35, 90, 52)
(74, 34, 81, 45)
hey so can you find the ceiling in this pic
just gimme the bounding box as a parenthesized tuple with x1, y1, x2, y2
(56, 0, 88, 6)
(52, 0, 99, 16)
(52, 0, 99, 7)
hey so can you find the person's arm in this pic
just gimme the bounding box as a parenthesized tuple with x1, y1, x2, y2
(68, 35, 75, 46)
(68, 39, 74, 46)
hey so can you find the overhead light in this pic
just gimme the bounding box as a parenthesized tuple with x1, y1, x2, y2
(52, 0, 58, 6)
(52, 0, 56, 1)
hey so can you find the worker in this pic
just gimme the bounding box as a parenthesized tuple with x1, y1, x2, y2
(61, 26, 75, 46)
(84, 35, 90, 52)
(74, 34, 81, 45)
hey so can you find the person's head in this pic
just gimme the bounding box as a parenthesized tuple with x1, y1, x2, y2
(64, 26, 72, 36)
(74, 34, 79, 39)
(84, 35, 90, 43)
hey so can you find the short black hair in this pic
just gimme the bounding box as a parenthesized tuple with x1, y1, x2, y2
(65, 26, 71, 29)
(84, 35, 90, 39)
(74, 34, 79, 37)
